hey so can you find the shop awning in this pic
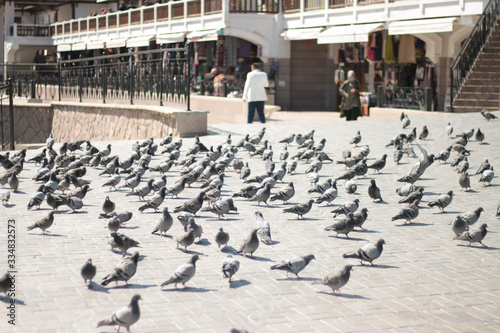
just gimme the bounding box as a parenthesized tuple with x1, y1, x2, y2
(126, 36, 154, 48)
(281, 27, 324, 41)
(71, 42, 86, 51)
(388, 17, 456, 35)
(186, 29, 220, 42)
(317, 23, 383, 44)
(106, 38, 128, 48)
(87, 41, 105, 50)
(56, 44, 72, 52)
(156, 32, 186, 44)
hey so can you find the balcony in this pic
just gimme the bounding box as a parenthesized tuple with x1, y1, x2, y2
(9, 24, 52, 37)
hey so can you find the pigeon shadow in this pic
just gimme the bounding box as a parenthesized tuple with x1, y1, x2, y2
(243, 255, 274, 262)
(177, 248, 204, 255)
(276, 277, 317, 282)
(69, 210, 88, 214)
(195, 239, 211, 246)
(433, 211, 461, 215)
(262, 240, 280, 245)
(394, 222, 431, 227)
(356, 264, 399, 269)
(162, 287, 216, 293)
(317, 291, 370, 299)
(87, 282, 109, 293)
(328, 236, 366, 241)
(373, 200, 389, 205)
(353, 229, 379, 233)
(218, 217, 240, 222)
(31, 233, 67, 237)
(121, 226, 140, 230)
(230, 279, 251, 289)
(221, 246, 238, 254)
(286, 217, 322, 221)
(12, 190, 26, 194)
(112, 283, 156, 290)
(0, 297, 25, 305)
(456, 244, 498, 250)
(4, 203, 15, 208)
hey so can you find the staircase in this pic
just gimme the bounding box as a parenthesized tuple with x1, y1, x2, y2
(449, 0, 500, 112)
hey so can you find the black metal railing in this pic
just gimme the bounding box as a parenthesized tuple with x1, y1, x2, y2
(377, 86, 433, 111)
(196, 80, 245, 96)
(0, 80, 15, 150)
(230, 0, 280, 13)
(450, 0, 500, 112)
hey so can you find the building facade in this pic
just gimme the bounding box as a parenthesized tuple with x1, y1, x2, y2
(0, 0, 490, 111)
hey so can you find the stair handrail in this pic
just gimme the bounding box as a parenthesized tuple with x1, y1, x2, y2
(450, 0, 500, 112)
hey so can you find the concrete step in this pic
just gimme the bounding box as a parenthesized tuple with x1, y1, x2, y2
(448, 105, 498, 113)
(453, 99, 499, 107)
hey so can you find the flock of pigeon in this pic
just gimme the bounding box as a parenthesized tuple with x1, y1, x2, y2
(0, 109, 498, 332)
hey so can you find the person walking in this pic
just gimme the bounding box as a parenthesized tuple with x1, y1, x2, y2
(339, 70, 361, 121)
(242, 62, 269, 124)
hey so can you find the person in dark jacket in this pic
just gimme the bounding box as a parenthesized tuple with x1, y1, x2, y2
(339, 70, 361, 121)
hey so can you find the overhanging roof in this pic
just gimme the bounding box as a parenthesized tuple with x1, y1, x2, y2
(106, 38, 128, 48)
(156, 32, 186, 44)
(126, 36, 154, 48)
(281, 27, 324, 41)
(186, 29, 220, 42)
(317, 23, 383, 44)
(388, 17, 457, 35)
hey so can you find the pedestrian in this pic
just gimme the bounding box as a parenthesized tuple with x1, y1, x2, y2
(339, 70, 361, 121)
(119, 1, 127, 11)
(242, 62, 269, 124)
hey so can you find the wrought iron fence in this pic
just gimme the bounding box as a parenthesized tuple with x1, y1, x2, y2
(196, 80, 245, 97)
(450, 0, 500, 112)
(59, 47, 191, 108)
(377, 86, 433, 111)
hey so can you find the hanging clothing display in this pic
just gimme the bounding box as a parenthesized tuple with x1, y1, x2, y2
(225, 36, 238, 67)
(206, 42, 213, 68)
(215, 36, 226, 68)
(398, 35, 416, 64)
(237, 39, 252, 58)
(384, 31, 395, 63)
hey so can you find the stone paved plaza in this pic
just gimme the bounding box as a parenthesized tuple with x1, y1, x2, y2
(2, 110, 500, 333)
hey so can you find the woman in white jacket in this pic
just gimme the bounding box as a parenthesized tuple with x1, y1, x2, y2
(242, 62, 269, 124)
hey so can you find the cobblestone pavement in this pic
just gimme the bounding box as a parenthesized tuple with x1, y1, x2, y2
(2, 111, 500, 333)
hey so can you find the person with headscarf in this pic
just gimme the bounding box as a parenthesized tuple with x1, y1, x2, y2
(339, 70, 361, 121)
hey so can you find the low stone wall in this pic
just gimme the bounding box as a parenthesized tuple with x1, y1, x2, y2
(3, 101, 207, 150)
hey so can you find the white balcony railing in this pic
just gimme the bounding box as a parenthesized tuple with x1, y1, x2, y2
(9, 24, 52, 37)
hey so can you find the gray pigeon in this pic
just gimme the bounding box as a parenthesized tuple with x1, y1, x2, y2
(101, 210, 134, 223)
(331, 199, 359, 217)
(176, 212, 195, 227)
(102, 196, 115, 214)
(248, 183, 272, 206)
(63, 196, 84, 212)
(392, 202, 419, 224)
(350, 131, 361, 146)
(450, 215, 468, 237)
(174, 192, 205, 215)
(428, 191, 453, 212)
(184, 218, 203, 242)
(459, 207, 484, 226)
(479, 167, 494, 186)
(352, 208, 369, 229)
(201, 198, 235, 219)
(97, 294, 141, 333)
(308, 178, 332, 194)
(138, 187, 167, 212)
(344, 180, 357, 194)
(476, 159, 490, 175)
(109, 233, 141, 257)
(233, 185, 259, 199)
(367, 154, 387, 173)
(237, 229, 260, 258)
(368, 179, 383, 202)
(126, 179, 154, 200)
(254, 211, 273, 244)
(215, 227, 230, 250)
(0, 273, 13, 297)
(459, 173, 471, 191)
(108, 217, 122, 232)
(343, 239, 385, 266)
(222, 255, 240, 283)
(0, 190, 10, 206)
(396, 184, 421, 197)
(270, 182, 295, 204)
(151, 207, 174, 237)
(27, 211, 55, 234)
(454, 223, 488, 247)
(283, 199, 314, 219)
(398, 187, 424, 204)
(419, 125, 429, 140)
(270, 254, 315, 278)
(324, 213, 355, 238)
(176, 229, 195, 250)
(496, 202, 500, 217)
(101, 251, 139, 286)
(312, 265, 353, 295)
(475, 128, 485, 143)
(315, 181, 338, 205)
(161, 255, 199, 288)
(81, 259, 97, 286)
(481, 109, 497, 121)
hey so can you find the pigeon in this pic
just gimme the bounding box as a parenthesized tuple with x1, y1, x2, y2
(215, 227, 230, 250)
(335, 169, 356, 181)
(237, 229, 260, 258)
(450, 215, 468, 237)
(46, 193, 65, 211)
(126, 179, 154, 200)
(63, 196, 84, 212)
(270, 182, 295, 204)
(419, 126, 429, 140)
(138, 187, 167, 212)
(254, 211, 273, 244)
(176, 229, 195, 250)
(476, 159, 490, 175)
(165, 178, 188, 198)
(324, 213, 355, 238)
(315, 181, 338, 205)
(435, 146, 452, 163)
(222, 255, 240, 283)
(240, 162, 251, 180)
(0, 273, 13, 297)
(312, 265, 353, 295)
(0, 190, 10, 206)
(459, 207, 484, 226)
(279, 133, 295, 144)
(398, 188, 424, 204)
(283, 199, 314, 219)
(481, 109, 497, 121)
(97, 294, 141, 333)
(109, 232, 141, 257)
(352, 208, 369, 229)
(308, 178, 332, 194)
(344, 180, 357, 194)
(151, 207, 174, 237)
(248, 183, 272, 206)
(184, 218, 203, 242)
(279, 145, 289, 161)
(475, 128, 485, 143)
(459, 173, 471, 191)
(457, 158, 469, 174)
(202, 198, 236, 219)
(287, 160, 297, 174)
(101, 251, 139, 286)
(446, 122, 453, 137)
(81, 259, 97, 286)
(454, 223, 488, 247)
(27, 211, 55, 234)
(66, 184, 89, 200)
(101, 210, 134, 224)
(271, 254, 315, 278)
(43, 172, 59, 194)
(174, 191, 205, 215)
(428, 191, 453, 212)
(343, 239, 385, 266)
(331, 199, 360, 217)
(367, 155, 387, 173)
(108, 217, 122, 232)
(479, 167, 494, 186)
(497, 202, 500, 217)
(401, 112, 410, 128)
(396, 184, 421, 197)
(102, 196, 115, 214)
(152, 176, 167, 192)
(161, 255, 199, 288)
(350, 131, 361, 146)
(232, 185, 259, 199)
(368, 179, 383, 202)
(392, 202, 419, 224)
(394, 147, 404, 164)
